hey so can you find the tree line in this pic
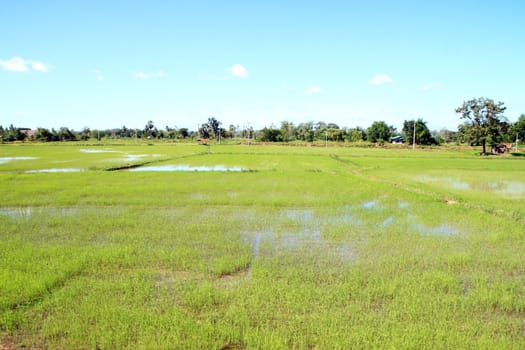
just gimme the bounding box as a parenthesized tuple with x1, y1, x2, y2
(2, 98, 524, 152)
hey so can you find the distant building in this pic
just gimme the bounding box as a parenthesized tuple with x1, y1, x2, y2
(20, 129, 38, 138)
(390, 136, 404, 144)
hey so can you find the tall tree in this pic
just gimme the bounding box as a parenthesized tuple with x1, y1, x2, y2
(367, 121, 392, 143)
(295, 122, 314, 142)
(200, 117, 222, 140)
(144, 120, 158, 138)
(280, 121, 295, 142)
(455, 98, 506, 154)
(346, 127, 367, 142)
(259, 127, 282, 142)
(402, 119, 436, 145)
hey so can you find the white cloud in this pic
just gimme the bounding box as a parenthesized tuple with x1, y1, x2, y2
(304, 86, 321, 95)
(0, 56, 50, 73)
(31, 61, 49, 72)
(133, 71, 166, 79)
(369, 73, 393, 85)
(229, 64, 249, 78)
(422, 83, 443, 91)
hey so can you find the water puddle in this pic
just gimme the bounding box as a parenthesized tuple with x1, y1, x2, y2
(0, 157, 37, 164)
(80, 149, 118, 154)
(124, 154, 148, 162)
(419, 176, 525, 198)
(489, 181, 525, 197)
(252, 232, 263, 258)
(362, 200, 378, 209)
(0, 207, 78, 218)
(25, 168, 83, 173)
(382, 216, 395, 226)
(244, 229, 355, 263)
(283, 209, 314, 222)
(398, 201, 410, 209)
(129, 165, 246, 172)
(0, 207, 33, 218)
(414, 223, 459, 237)
(280, 230, 321, 249)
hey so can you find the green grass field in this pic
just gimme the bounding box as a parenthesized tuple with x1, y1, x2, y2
(1, 142, 524, 349)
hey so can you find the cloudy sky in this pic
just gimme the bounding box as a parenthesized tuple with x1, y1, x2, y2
(1, 0, 524, 131)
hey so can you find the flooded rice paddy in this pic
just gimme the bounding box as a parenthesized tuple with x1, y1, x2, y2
(2, 144, 523, 349)
(240, 201, 461, 263)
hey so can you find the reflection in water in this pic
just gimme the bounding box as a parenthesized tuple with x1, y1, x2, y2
(419, 176, 525, 197)
(284, 209, 314, 222)
(414, 223, 458, 236)
(243, 228, 354, 263)
(0, 207, 78, 218)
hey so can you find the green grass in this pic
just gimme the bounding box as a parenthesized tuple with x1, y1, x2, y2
(1, 143, 524, 349)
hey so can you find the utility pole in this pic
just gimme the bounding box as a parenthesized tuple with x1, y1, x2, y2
(412, 120, 416, 151)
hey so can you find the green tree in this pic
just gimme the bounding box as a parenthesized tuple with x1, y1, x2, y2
(402, 119, 436, 145)
(314, 121, 327, 141)
(367, 121, 392, 143)
(2, 125, 27, 142)
(259, 127, 282, 142)
(436, 128, 457, 144)
(177, 128, 189, 139)
(228, 124, 237, 139)
(455, 97, 506, 154)
(34, 128, 58, 142)
(144, 120, 158, 138)
(346, 127, 367, 142)
(510, 114, 525, 144)
(80, 127, 91, 141)
(200, 117, 222, 140)
(58, 127, 77, 141)
(295, 122, 314, 142)
(280, 121, 295, 142)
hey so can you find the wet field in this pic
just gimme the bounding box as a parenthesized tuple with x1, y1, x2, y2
(1, 143, 524, 349)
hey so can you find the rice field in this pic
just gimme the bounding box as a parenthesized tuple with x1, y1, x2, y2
(1, 142, 524, 349)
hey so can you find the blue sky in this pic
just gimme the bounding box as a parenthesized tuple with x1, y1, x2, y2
(1, 0, 524, 132)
